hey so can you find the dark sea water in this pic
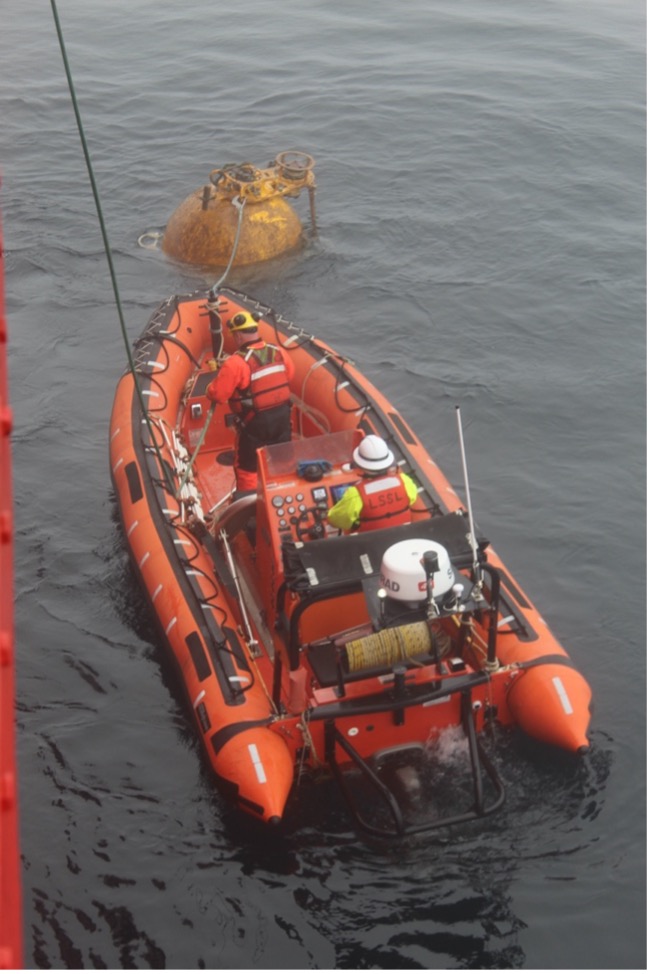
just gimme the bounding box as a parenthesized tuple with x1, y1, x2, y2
(3, 0, 646, 969)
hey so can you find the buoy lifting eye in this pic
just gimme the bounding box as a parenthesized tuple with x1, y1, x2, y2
(275, 151, 315, 179)
(209, 163, 259, 187)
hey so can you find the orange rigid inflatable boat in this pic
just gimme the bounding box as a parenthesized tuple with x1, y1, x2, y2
(109, 287, 592, 836)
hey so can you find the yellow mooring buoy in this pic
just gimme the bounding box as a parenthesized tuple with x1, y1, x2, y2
(161, 151, 317, 268)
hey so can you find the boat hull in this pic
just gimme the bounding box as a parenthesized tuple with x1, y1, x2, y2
(110, 288, 592, 829)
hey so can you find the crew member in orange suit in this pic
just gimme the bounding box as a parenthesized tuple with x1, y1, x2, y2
(206, 311, 294, 496)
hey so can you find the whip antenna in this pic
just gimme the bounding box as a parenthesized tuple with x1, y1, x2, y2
(455, 405, 481, 583)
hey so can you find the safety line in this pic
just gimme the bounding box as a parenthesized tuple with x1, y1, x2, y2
(49, 0, 176, 495)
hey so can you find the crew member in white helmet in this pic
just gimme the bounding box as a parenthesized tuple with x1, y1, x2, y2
(327, 434, 418, 533)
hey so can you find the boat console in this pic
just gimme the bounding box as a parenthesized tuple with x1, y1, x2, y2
(256, 428, 363, 547)
(248, 428, 361, 624)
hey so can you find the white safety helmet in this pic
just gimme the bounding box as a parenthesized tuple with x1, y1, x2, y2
(353, 434, 395, 473)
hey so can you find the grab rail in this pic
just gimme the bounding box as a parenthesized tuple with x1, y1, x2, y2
(324, 690, 505, 838)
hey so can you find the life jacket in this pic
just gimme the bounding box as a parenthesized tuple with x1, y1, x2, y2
(230, 343, 291, 420)
(355, 473, 412, 532)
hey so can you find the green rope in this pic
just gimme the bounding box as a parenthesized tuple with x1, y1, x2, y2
(50, 0, 176, 494)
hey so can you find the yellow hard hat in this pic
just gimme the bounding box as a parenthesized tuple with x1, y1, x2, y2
(227, 311, 260, 332)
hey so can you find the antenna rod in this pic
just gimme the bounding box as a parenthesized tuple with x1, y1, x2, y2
(455, 405, 480, 581)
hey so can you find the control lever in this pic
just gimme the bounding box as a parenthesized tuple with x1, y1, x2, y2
(422, 549, 440, 619)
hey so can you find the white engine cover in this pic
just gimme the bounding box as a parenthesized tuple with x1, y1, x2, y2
(379, 539, 454, 602)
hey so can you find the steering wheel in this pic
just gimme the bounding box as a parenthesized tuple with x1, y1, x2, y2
(294, 505, 328, 542)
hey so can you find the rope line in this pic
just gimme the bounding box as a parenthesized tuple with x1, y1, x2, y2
(50, 0, 175, 496)
(208, 197, 247, 297)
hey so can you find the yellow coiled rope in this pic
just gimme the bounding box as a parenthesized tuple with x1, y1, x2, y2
(345, 622, 447, 673)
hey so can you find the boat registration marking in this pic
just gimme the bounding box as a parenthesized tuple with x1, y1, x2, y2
(363, 476, 401, 495)
(248, 743, 267, 784)
(552, 676, 573, 715)
(165, 616, 177, 635)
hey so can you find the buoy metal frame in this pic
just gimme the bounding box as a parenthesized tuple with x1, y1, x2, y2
(208, 151, 316, 211)
(161, 150, 317, 269)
